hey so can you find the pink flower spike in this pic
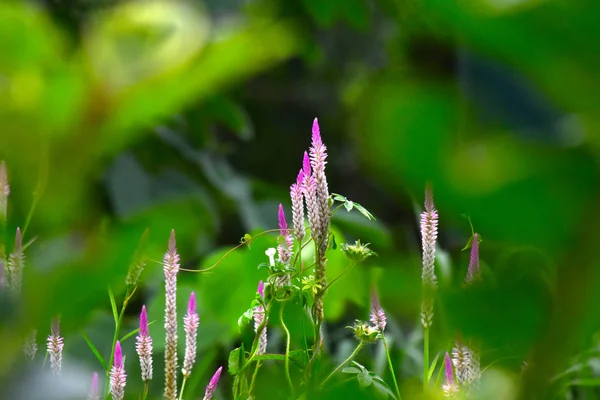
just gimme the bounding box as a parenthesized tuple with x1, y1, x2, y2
(47, 318, 64, 376)
(88, 372, 99, 400)
(302, 152, 311, 176)
(182, 291, 200, 378)
(136, 306, 153, 382)
(203, 366, 223, 400)
(188, 292, 196, 315)
(444, 352, 454, 385)
(257, 280, 264, 298)
(110, 341, 127, 400)
(278, 204, 289, 237)
(114, 341, 123, 368)
(370, 289, 387, 332)
(312, 118, 322, 147)
(296, 169, 304, 186)
(139, 305, 149, 337)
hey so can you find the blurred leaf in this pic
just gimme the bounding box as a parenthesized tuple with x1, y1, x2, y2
(98, 16, 301, 153)
(428, 353, 440, 381)
(204, 95, 254, 141)
(228, 345, 245, 375)
(372, 377, 397, 400)
(108, 288, 118, 324)
(81, 331, 108, 371)
(357, 367, 373, 387)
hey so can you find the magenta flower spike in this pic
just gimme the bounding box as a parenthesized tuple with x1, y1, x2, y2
(445, 352, 454, 385)
(370, 289, 387, 333)
(47, 318, 64, 376)
(302, 151, 311, 177)
(278, 204, 289, 237)
(163, 230, 179, 400)
(202, 366, 223, 400)
(136, 305, 153, 382)
(442, 352, 458, 397)
(290, 169, 305, 243)
(88, 372, 100, 400)
(253, 281, 267, 355)
(308, 117, 330, 244)
(182, 292, 200, 378)
(466, 233, 480, 283)
(110, 341, 126, 400)
(277, 204, 294, 268)
(258, 280, 265, 298)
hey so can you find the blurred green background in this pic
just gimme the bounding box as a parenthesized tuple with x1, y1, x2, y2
(1, 0, 600, 399)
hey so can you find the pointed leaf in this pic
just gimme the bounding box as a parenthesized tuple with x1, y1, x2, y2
(108, 288, 119, 324)
(81, 331, 108, 371)
(428, 352, 440, 380)
(344, 200, 354, 212)
(357, 368, 373, 387)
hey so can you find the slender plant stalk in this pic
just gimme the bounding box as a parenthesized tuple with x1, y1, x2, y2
(142, 382, 149, 400)
(280, 302, 295, 397)
(249, 360, 262, 395)
(423, 327, 430, 391)
(237, 303, 272, 397)
(325, 261, 355, 290)
(105, 288, 135, 395)
(382, 335, 402, 400)
(297, 249, 310, 363)
(321, 341, 365, 387)
(179, 378, 188, 400)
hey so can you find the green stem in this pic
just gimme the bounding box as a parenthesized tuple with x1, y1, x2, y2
(179, 377, 188, 400)
(297, 250, 310, 363)
(142, 382, 149, 400)
(325, 261, 356, 291)
(105, 289, 132, 395)
(249, 360, 262, 395)
(280, 302, 295, 397)
(321, 341, 365, 388)
(423, 327, 430, 392)
(382, 335, 402, 400)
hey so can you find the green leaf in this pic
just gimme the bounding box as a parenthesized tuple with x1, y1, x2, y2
(357, 368, 373, 387)
(228, 346, 245, 375)
(354, 203, 376, 220)
(344, 200, 354, 212)
(81, 331, 108, 371)
(332, 193, 347, 202)
(331, 234, 337, 250)
(372, 378, 397, 400)
(120, 320, 156, 342)
(108, 288, 119, 324)
(342, 366, 362, 374)
(428, 352, 440, 380)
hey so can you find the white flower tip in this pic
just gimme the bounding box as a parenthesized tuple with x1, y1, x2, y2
(265, 247, 276, 266)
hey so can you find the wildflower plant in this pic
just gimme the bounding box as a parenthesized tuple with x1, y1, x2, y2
(23, 117, 519, 400)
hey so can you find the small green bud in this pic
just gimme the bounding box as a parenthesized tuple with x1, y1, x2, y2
(341, 240, 377, 263)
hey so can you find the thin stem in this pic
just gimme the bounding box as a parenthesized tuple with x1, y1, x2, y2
(382, 334, 402, 400)
(142, 382, 149, 400)
(324, 261, 356, 291)
(179, 377, 188, 400)
(423, 327, 430, 392)
(179, 229, 283, 273)
(321, 341, 365, 388)
(105, 288, 136, 395)
(297, 256, 310, 363)
(249, 360, 262, 395)
(280, 302, 295, 398)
